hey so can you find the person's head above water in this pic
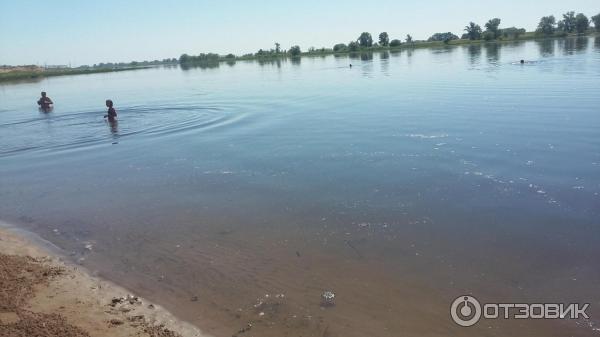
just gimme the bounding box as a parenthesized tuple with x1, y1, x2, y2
(41, 91, 47, 97)
(520, 59, 525, 64)
(105, 99, 113, 108)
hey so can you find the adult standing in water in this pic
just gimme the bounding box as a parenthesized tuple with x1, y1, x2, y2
(37, 91, 53, 110)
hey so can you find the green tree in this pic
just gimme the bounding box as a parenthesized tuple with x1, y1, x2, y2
(482, 31, 495, 41)
(333, 43, 347, 52)
(179, 54, 190, 63)
(485, 18, 502, 39)
(389, 39, 402, 47)
(464, 22, 482, 40)
(275, 42, 281, 53)
(574, 13, 590, 34)
(289, 45, 301, 57)
(406, 34, 413, 43)
(592, 14, 600, 31)
(378, 32, 390, 46)
(358, 32, 373, 48)
(536, 15, 556, 36)
(428, 32, 459, 42)
(348, 41, 360, 52)
(558, 11, 576, 33)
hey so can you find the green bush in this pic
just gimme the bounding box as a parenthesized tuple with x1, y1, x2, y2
(333, 43, 347, 52)
(389, 39, 402, 47)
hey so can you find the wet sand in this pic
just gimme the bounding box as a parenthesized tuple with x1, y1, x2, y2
(4, 211, 597, 337)
(0, 225, 209, 337)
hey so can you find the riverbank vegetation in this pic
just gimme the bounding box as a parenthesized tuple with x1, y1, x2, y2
(0, 65, 153, 83)
(176, 10, 598, 67)
(0, 58, 177, 83)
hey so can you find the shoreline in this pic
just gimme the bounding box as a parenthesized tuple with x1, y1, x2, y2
(174, 32, 600, 65)
(2, 33, 597, 84)
(0, 221, 212, 337)
(0, 66, 152, 84)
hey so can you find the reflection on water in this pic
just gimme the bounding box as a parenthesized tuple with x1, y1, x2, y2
(1, 38, 600, 337)
(257, 58, 284, 68)
(180, 61, 220, 70)
(560, 36, 589, 55)
(405, 47, 414, 61)
(380, 52, 390, 76)
(537, 39, 555, 56)
(466, 44, 482, 65)
(360, 52, 373, 61)
(485, 43, 500, 63)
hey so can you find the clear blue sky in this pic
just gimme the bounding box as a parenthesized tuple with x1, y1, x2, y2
(1, 0, 598, 66)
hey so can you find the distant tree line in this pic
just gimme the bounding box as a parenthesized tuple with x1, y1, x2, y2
(179, 53, 220, 64)
(428, 32, 459, 43)
(176, 9, 599, 65)
(90, 58, 178, 69)
(536, 11, 597, 36)
(461, 19, 525, 41)
(329, 32, 415, 53)
(457, 10, 598, 42)
(178, 42, 307, 66)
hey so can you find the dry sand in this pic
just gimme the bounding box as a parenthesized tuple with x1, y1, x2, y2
(0, 66, 42, 73)
(0, 225, 212, 337)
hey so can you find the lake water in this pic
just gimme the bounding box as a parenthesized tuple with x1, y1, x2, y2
(1, 37, 599, 337)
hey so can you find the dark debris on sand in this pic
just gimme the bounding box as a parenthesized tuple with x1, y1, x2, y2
(0, 254, 64, 311)
(0, 310, 90, 337)
(0, 251, 184, 337)
(0, 253, 84, 337)
(143, 324, 182, 337)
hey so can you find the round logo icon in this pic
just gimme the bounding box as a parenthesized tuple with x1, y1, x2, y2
(450, 295, 482, 327)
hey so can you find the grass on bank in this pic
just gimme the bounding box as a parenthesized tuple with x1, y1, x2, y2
(0, 66, 150, 83)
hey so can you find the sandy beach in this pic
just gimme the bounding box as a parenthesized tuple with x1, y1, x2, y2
(0, 224, 211, 337)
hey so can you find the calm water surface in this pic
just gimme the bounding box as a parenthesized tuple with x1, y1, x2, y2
(1, 37, 600, 337)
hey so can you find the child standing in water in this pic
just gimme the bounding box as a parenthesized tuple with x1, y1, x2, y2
(104, 99, 117, 121)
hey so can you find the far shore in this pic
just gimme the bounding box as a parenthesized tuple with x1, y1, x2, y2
(0, 222, 211, 337)
(0, 66, 151, 83)
(2, 33, 597, 84)
(178, 31, 600, 66)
